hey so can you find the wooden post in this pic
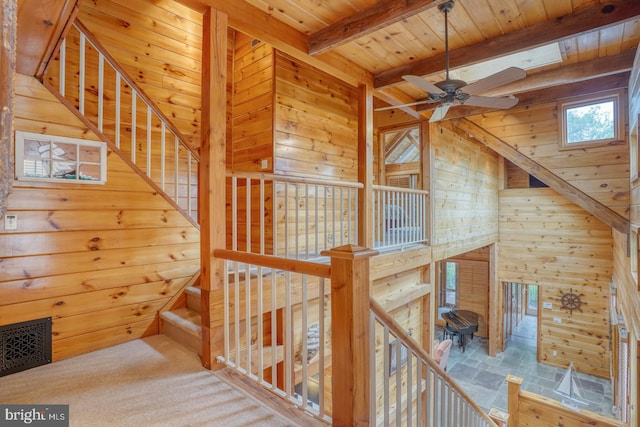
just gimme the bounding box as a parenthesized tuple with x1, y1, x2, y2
(200, 7, 227, 370)
(322, 244, 378, 427)
(358, 84, 373, 249)
(506, 374, 523, 427)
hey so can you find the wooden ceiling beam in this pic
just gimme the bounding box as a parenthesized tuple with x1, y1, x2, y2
(414, 51, 634, 112)
(435, 72, 630, 120)
(176, 0, 374, 87)
(374, 0, 640, 88)
(452, 118, 630, 234)
(307, 0, 441, 56)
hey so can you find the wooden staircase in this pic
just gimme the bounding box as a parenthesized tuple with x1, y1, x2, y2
(160, 284, 202, 356)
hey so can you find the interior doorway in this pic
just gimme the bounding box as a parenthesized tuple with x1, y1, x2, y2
(503, 282, 538, 351)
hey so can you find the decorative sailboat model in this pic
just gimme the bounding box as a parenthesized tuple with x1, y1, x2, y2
(554, 361, 589, 411)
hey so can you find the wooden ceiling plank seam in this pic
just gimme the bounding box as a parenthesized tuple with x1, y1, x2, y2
(307, 0, 442, 56)
(374, 0, 640, 88)
(452, 118, 630, 234)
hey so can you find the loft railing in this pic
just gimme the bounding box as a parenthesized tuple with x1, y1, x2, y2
(214, 249, 332, 423)
(372, 185, 429, 250)
(370, 299, 497, 427)
(213, 246, 494, 426)
(227, 172, 362, 259)
(42, 20, 198, 223)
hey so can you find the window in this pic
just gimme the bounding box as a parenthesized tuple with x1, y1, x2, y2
(16, 131, 106, 184)
(440, 261, 458, 308)
(559, 91, 624, 149)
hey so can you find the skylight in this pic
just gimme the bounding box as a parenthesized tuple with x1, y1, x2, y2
(450, 43, 562, 83)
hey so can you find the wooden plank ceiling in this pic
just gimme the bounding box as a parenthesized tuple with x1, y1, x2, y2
(242, 0, 640, 113)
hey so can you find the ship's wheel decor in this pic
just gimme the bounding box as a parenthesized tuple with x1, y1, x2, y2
(559, 289, 585, 315)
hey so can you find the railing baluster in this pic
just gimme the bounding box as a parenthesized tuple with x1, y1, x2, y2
(246, 177, 251, 253)
(146, 106, 151, 177)
(98, 53, 104, 132)
(131, 89, 136, 164)
(257, 266, 264, 381)
(59, 38, 66, 95)
(115, 72, 121, 148)
(79, 33, 85, 115)
(160, 122, 165, 191)
(260, 178, 265, 255)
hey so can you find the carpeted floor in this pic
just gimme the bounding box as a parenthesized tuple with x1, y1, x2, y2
(0, 335, 301, 426)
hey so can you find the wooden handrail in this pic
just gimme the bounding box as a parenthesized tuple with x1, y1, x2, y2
(213, 248, 331, 278)
(227, 171, 364, 189)
(372, 184, 429, 195)
(370, 298, 498, 426)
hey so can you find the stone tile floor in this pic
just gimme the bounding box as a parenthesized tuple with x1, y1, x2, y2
(439, 315, 616, 418)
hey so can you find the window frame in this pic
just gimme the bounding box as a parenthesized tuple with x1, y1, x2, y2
(440, 261, 458, 308)
(558, 90, 625, 150)
(15, 131, 107, 185)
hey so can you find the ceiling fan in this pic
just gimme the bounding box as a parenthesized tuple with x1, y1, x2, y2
(378, 0, 526, 122)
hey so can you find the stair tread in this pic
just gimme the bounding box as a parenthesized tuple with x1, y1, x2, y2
(161, 308, 201, 335)
(184, 286, 201, 297)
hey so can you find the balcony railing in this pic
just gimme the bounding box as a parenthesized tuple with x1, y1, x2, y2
(228, 172, 362, 259)
(372, 185, 429, 250)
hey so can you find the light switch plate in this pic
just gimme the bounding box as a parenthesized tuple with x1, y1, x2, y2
(4, 214, 17, 230)
(542, 302, 552, 309)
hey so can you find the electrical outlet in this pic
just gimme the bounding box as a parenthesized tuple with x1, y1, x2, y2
(261, 159, 268, 169)
(4, 214, 17, 230)
(552, 350, 557, 356)
(553, 317, 562, 324)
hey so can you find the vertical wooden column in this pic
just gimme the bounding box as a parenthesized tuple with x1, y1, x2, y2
(323, 244, 377, 427)
(357, 84, 373, 249)
(506, 374, 523, 427)
(0, 0, 16, 215)
(200, 7, 227, 370)
(488, 243, 499, 357)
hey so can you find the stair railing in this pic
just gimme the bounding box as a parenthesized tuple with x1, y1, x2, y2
(370, 299, 498, 426)
(214, 248, 333, 424)
(42, 20, 198, 224)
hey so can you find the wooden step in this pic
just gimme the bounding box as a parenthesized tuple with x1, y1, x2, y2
(160, 307, 202, 356)
(184, 286, 201, 313)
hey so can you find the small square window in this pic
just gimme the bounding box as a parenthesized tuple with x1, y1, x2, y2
(15, 131, 107, 184)
(559, 91, 625, 149)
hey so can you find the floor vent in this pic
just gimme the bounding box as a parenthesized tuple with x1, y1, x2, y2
(0, 317, 52, 377)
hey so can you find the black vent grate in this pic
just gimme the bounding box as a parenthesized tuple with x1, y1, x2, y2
(0, 317, 52, 377)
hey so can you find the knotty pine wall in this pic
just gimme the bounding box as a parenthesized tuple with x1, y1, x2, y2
(274, 52, 358, 182)
(0, 73, 200, 361)
(76, 0, 203, 150)
(499, 188, 612, 378)
(468, 98, 630, 220)
(431, 121, 500, 261)
(232, 33, 274, 172)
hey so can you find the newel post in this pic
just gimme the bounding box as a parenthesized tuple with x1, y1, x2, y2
(506, 374, 523, 427)
(322, 244, 378, 427)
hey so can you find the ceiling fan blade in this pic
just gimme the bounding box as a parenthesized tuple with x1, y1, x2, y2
(463, 67, 526, 95)
(374, 99, 430, 111)
(429, 103, 451, 123)
(403, 75, 444, 95)
(464, 95, 519, 109)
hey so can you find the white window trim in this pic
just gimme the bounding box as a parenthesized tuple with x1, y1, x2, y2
(558, 90, 626, 150)
(15, 131, 107, 184)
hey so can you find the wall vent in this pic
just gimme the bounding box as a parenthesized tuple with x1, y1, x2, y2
(0, 317, 52, 377)
(251, 38, 262, 48)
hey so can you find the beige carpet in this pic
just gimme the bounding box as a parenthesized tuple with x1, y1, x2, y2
(0, 335, 301, 426)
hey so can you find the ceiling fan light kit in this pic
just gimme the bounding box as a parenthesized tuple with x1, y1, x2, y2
(384, 0, 527, 121)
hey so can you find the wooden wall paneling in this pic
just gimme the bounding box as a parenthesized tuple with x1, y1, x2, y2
(431, 121, 499, 261)
(274, 52, 358, 181)
(499, 188, 613, 378)
(469, 97, 630, 220)
(1, 74, 200, 360)
(232, 33, 274, 172)
(77, 0, 203, 147)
